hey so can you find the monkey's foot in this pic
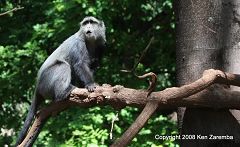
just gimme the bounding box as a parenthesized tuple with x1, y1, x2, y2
(85, 83, 98, 92)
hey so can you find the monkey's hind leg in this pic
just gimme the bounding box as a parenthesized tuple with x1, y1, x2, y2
(52, 61, 75, 101)
(39, 60, 75, 101)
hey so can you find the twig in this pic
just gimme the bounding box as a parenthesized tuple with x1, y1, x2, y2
(121, 36, 155, 74)
(0, 6, 24, 16)
(110, 112, 119, 140)
(137, 72, 157, 96)
(132, 36, 154, 72)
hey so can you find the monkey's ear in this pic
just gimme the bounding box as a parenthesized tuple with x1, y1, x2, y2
(79, 21, 83, 27)
(79, 19, 85, 27)
(99, 20, 105, 27)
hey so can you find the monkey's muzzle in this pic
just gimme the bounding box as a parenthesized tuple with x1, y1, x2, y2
(86, 30, 92, 34)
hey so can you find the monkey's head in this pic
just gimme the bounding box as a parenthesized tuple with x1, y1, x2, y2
(80, 16, 106, 45)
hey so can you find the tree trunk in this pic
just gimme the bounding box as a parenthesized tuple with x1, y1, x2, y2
(222, 0, 240, 124)
(175, 0, 240, 146)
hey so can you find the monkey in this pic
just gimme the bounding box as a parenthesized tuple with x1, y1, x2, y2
(15, 16, 106, 146)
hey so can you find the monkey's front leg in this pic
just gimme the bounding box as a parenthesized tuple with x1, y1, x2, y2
(74, 63, 97, 92)
(85, 82, 98, 92)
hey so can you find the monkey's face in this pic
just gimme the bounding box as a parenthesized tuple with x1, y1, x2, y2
(80, 16, 106, 44)
(84, 22, 97, 41)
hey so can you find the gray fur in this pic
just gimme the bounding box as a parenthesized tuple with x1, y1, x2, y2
(16, 16, 106, 146)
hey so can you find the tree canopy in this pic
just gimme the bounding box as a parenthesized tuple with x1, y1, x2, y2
(0, 0, 177, 146)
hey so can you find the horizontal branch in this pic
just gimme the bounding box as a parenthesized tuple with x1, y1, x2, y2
(19, 69, 240, 146)
(69, 69, 240, 109)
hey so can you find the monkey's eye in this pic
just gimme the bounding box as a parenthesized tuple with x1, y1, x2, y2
(82, 20, 89, 25)
(90, 20, 98, 24)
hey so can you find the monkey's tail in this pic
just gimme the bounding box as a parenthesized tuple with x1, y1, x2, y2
(15, 94, 40, 146)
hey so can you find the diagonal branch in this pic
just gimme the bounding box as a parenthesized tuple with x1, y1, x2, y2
(110, 69, 233, 147)
(18, 69, 240, 146)
(0, 6, 24, 16)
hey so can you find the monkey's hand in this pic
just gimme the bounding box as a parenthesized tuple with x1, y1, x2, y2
(85, 83, 98, 92)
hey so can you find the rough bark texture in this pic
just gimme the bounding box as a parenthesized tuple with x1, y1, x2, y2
(222, 0, 240, 125)
(175, 0, 240, 146)
(18, 69, 240, 146)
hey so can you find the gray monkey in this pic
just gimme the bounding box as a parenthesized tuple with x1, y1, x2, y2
(16, 16, 106, 146)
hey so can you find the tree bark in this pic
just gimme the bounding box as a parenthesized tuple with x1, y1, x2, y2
(17, 69, 240, 146)
(175, 0, 240, 146)
(222, 0, 240, 125)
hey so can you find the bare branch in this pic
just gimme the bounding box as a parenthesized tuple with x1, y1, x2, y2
(132, 36, 155, 72)
(0, 6, 24, 16)
(18, 69, 240, 146)
(121, 36, 154, 73)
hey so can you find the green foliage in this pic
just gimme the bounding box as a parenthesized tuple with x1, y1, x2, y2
(0, 0, 177, 146)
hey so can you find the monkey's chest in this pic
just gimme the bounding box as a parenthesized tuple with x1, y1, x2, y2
(89, 58, 99, 70)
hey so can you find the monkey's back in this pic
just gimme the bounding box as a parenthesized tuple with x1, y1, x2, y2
(38, 32, 81, 77)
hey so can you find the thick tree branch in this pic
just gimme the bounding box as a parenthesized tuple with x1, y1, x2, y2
(18, 69, 240, 146)
(110, 69, 240, 147)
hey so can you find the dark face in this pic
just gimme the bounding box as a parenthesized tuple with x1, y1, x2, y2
(80, 16, 106, 44)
